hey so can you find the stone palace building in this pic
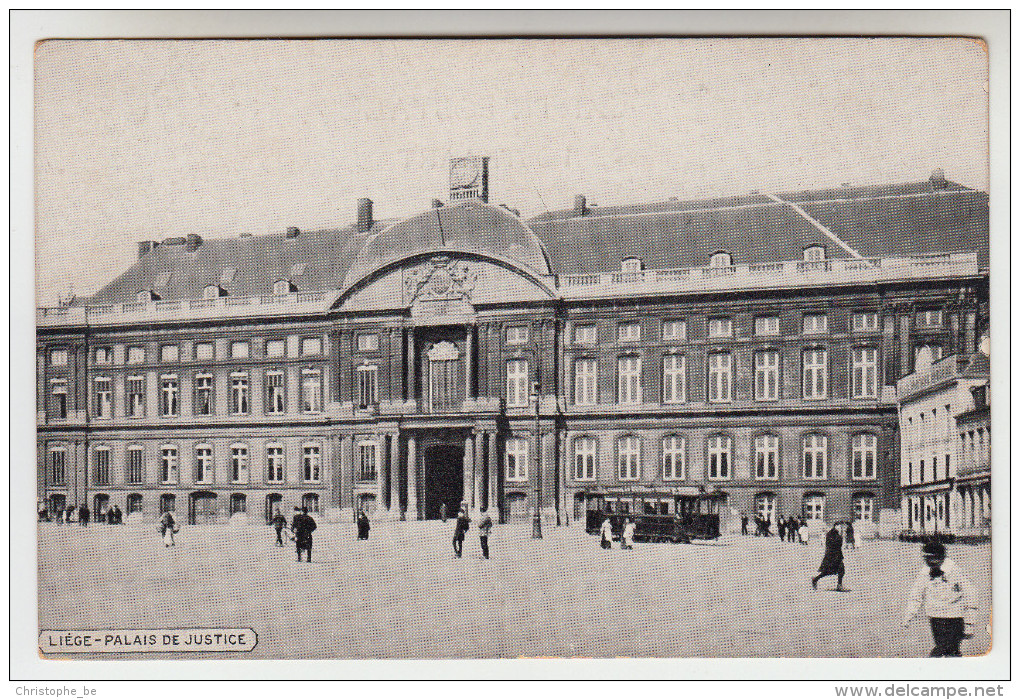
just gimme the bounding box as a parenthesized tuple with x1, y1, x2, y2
(36, 158, 989, 530)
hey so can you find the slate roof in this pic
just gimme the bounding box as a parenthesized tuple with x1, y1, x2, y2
(87, 178, 988, 305)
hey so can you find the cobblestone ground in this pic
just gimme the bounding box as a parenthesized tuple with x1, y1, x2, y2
(38, 521, 992, 659)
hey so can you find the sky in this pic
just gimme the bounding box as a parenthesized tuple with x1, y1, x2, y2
(34, 37, 988, 305)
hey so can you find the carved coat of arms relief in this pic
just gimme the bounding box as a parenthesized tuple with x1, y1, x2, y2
(404, 256, 478, 305)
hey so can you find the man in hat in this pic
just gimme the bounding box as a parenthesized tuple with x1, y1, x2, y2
(291, 506, 317, 562)
(452, 504, 470, 558)
(811, 524, 846, 591)
(902, 541, 978, 656)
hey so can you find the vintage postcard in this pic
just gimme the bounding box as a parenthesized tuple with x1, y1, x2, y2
(16, 17, 1007, 682)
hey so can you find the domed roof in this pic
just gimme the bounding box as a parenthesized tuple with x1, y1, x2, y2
(342, 199, 551, 290)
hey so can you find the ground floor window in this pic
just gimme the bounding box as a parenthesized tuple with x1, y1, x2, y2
(230, 493, 247, 514)
(755, 493, 776, 522)
(127, 493, 143, 514)
(853, 493, 875, 522)
(302, 493, 319, 513)
(160, 494, 176, 514)
(803, 493, 824, 521)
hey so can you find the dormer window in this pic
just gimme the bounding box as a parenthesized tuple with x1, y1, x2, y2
(803, 246, 826, 262)
(203, 285, 225, 300)
(273, 280, 295, 295)
(709, 251, 733, 268)
(621, 257, 644, 273)
(136, 290, 159, 302)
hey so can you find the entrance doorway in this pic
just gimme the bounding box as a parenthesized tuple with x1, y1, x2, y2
(423, 444, 464, 520)
(265, 493, 282, 524)
(189, 491, 218, 524)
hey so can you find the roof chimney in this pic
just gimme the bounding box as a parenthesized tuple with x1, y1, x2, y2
(286, 226, 300, 239)
(929, 168, 948, 190)
(186, 233, 203, 252)
(357, 198, 374, 233)
(574, 194, 588, 217)
(137, 241, 158, 259)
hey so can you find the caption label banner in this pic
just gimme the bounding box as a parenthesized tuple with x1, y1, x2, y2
(39, 629, 257, 653)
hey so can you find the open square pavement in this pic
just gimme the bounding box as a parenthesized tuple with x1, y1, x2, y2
(38, 520, 991, 659)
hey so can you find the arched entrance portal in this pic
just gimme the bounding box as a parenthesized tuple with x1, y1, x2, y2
(423, 444, 464, 520)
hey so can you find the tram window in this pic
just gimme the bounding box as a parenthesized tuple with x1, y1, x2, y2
(605, 500, 615, 513)
(619, 501, 630, 514)
(644, 501, 657, 514)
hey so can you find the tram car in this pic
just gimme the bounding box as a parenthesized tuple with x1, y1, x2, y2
(584, 490, 722, 543)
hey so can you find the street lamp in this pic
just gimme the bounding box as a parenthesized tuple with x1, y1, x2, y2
(531, 381, 542, 539)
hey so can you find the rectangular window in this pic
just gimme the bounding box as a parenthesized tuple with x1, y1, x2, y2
(230, 445, 249, 484)
(302, 445, 321, 482)
(852, 312, 879, 332)
(160, 446, 178, 484)
(916, 310, 944, 328)
(126, 376, 145, 417)
(662, 320, 686, 341)
(230, 373, 250, 415)
(50, 348, 68, 366)
(265, 370, 285, 414)
(573, 437, 597, 481)
(301, 337, 322, 356)
(506, 359, 529, 407)
(126, 447, 144, 484)
(50, 379, 68, 419)
(358, 442, 378, 481)
(301, 369, 322, 413)
(266, 444, 285, 483)
(708, 352, 733, 403)
(231, 341, 250, 359)
(93, 448, 110, 486)
(506, 437, 528, 482)
(356, 333, 379, 352)
(194, 342, 214, 360)
(853, 495, 874, 522)
(618, 321, 641, 342)
(194, 373, 213, 415)
(804, 495, 825, 521)
(573, 358, 597, 406)
(160, 345, 179, 362)
(94, 348, 111, 364)
(617, 356, 642, 404)
(617, 436, 640, 481)
(755, 316, 780, 336)
(194, 445, 213, 484)
(802, 349, 828, 399)
(803, 434, 828, 479)
(573, 324, 597, 345)
(852, 434, 877, 480)
(851, 348, 878, 399)
(266, 339, 286, 357)
(125, 346, 145, 364)
(754, 350, 779, 401)
(357, 365, 378, 409)
(753, 434, 779, 480)
(49, 448, 66, 485)
(708, 318, 732, 338)
(159, 375, 179, 416)
(707, 436, 731, 480)
(802, 314, 828, 335)
(662, 354, 686, 404)
(93, 377, 112, 418)
(662, 435, 686, 480)
(506, 326, 529, 344)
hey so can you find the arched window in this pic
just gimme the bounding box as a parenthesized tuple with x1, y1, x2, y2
(709, 251, 733, 268)
(136, 289, 159, 302)
(126, 493, 143, 514)
(273, 279, 293, 295)
(160, 494, 176, 514)
(302, 493, 319, 513)
(573, 436, 597, 481)
(803, 245, 826, 262)
(662, 435, 686, 480)
(620, 257, 643, 273)
(617, 435, 641, 481)
(851, 434, 877, 480)
(203, 285, 224, 300)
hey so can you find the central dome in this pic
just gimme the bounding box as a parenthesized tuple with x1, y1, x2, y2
(342, 199, 551, 291)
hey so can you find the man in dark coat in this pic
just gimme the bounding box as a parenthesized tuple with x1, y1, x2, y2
(291, 507, 317, 562)
(812, 525, 846, 591)
(356, 510, 371, 540)
(452, 505, 470, 558)
(477, 511, 493, 559)
(79, 504, 90, 526)
(741, 514, 748, 536)
(270, 510, 287, 546)
(778, 518, 787, 542)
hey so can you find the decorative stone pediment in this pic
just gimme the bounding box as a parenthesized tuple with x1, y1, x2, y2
(403, 256, 477, 305)
(427, 341, 460, 362)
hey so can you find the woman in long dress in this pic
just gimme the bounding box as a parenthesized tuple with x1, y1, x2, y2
(599, 517, 614, 550)
(811, 525, 845, 590)
(159, 511, 177, 547)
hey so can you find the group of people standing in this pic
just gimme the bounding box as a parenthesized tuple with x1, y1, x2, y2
(452, 504, 492, 559)
(741, 513, 812, 543)
(42, 503, 125, 525)
(599, 517, 636, 550)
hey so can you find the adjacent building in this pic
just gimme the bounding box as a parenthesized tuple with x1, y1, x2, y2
(37, 159, 989, 530)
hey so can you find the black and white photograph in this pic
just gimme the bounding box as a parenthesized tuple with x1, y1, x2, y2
(12, 10, 1008, 686)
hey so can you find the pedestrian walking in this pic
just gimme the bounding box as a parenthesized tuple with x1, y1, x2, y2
(478, 511, 493, 559)
(291, 507, 317, 562)
(798, 518, 809, 545)
(356, 510, 371, 540)
(159, 511, 178, 547)
(271, 510, 287, 546)
(811, 524, 846, 591)
(599, 516, 613, 550)
(79, 504, 90, 526)
(621, 518, 636, 550)
(55, 507, 64, 525)
(741, 514, 749, 536)
(452, 505, 470, 558)
(845, 521, 857, 550)
(902, 541, 978, 657)
(778, 518, 787, 541)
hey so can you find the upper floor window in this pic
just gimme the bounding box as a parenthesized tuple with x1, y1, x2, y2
(803, 245, 826, 261)
(802, 349, 828, 400)
(617, 356, 642, 405)
(662, 354, 686, 404)
(94, 347, 111, 364)
(709, 251, 733, 268)
(126, 375, 145, 417)
(127, 346, 145, 364)
(358, 441, 378, 482)
(708, 352, 733, 403)
(707, 435, 731, 480)
(916, 309, 944, 328)
(617, 435, 641, 481)
(753, 434, 779, 480)
(300, 369, 322, 413)
(194, 342, 214, 360)
(230, 444, 249, 484)
(194, 373, 213, 415)
(50, 348, 68, 366)
(301, 337, 322, 356)
(506, 326, 529, 344)
(618, 321, 641, 343)
(505, 359, 529, 408)
(126, 446, 144, 484)
(160, 344, 179, 362)
(49, 447, 67, 485)
(265, 370, 285, 414)
(803, 434, 828, 479)
(754, 350, 779, 401)
(662, 435, 686, 481)
(266, 339, 286, 358)
(302, 444, 321, 482)
(50, 379, 68, 419)
(574, 436, 597, 481)
(662, 320, 686, 341)
(708, 317, 732, 338)
(231, 341, 250, 359)
(621, 257, 643, 273)
(755, 316, 780, 336)
(194, 444, 213, 484)
(93, 377, 112, 418)
(573, 324, 597, 346)
(802, 314, 828, 335)
(505, 437, 529, 482)
(852, 312, 879, 332)
(229, 372, 250, 415)
(573, 358, 597, 406)
(356, 333, 379, 352)
(160, 445, 179, 484)
(850, 348, 878, 399)
(852, 434, 878, 480)
(159, 374, 179, 416)
(357, 365, 378, 409)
